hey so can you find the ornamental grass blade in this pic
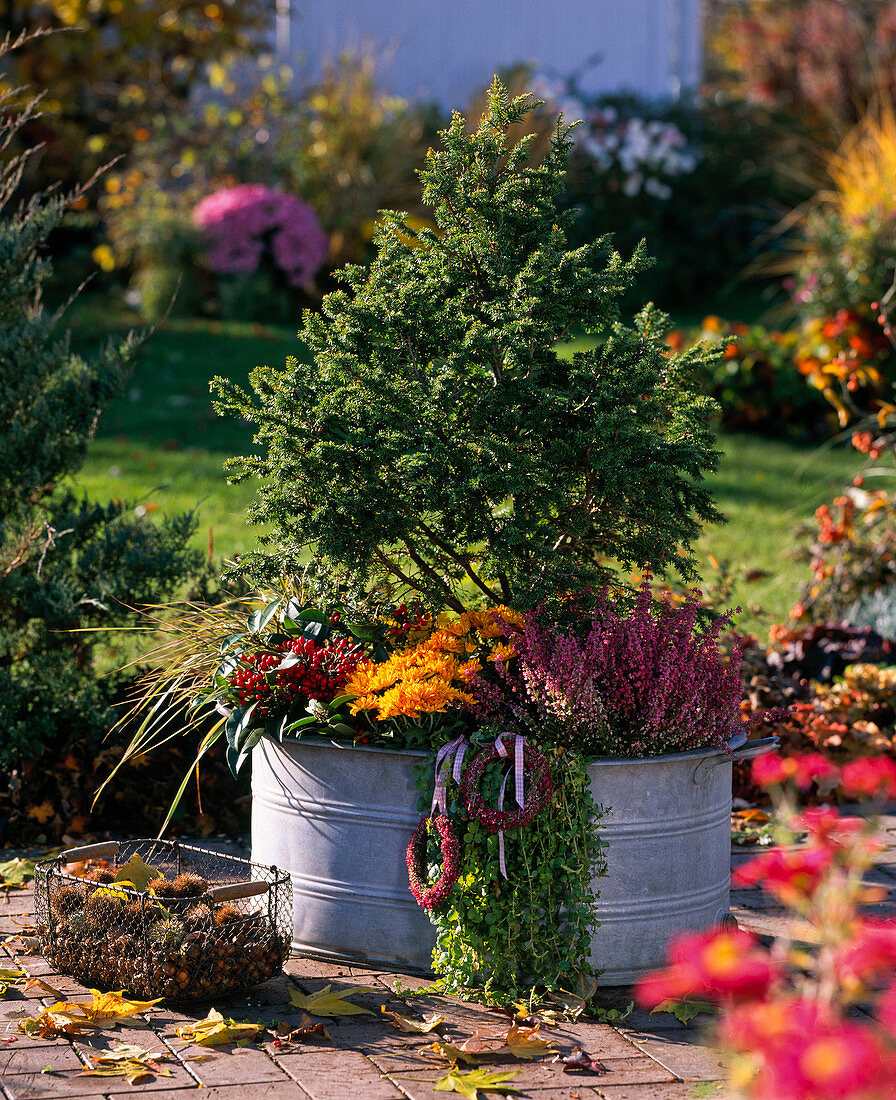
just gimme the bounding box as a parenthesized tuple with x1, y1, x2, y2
(175, 1008, 263, 1047)
(380, 1005, 445, 1033)
(287, 985, 374, 1016)
(80, 1042, 173, 1084)
(433, 1067, 522, 1099)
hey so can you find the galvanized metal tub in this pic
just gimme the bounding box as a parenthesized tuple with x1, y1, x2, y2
(251, 736, 436, 970)
(251, 734, 775, 980)
(587, 736, 774, 985)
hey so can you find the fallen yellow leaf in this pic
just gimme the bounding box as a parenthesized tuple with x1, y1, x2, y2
(18, 990, 161, 1037)
(504, 1023, 557, 1060)
(287, 985, 374, 1017)
(0, 967, 26, 997)
(175, 1008, 263, 1047)
(80, 1041, 173, 1084)
(426, 1041, 480, 1066)
(380, 1005, 445, 1033)
(434, 1067, 522, 1099)
(111, 853, 162, 892)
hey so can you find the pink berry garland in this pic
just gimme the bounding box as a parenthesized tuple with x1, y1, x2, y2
(460, 744, 553, 833)
(406, 814, 463, 911)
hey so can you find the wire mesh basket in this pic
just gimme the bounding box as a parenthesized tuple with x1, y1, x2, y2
(34, 839, 292, 1002)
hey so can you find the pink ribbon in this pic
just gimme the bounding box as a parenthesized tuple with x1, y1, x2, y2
(495, 732, 527, 878)
(431, 736, 469, 816)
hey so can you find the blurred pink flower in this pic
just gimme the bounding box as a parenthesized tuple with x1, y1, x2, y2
(635, 928, 780, 1006)
(841, 757, 896, 800)
(732, 846, 834, 906)
(192, 184, 328, 287)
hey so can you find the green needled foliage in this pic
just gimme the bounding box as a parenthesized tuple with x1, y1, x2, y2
(0, 34, 207, 779)
(213, 78, 723, 611)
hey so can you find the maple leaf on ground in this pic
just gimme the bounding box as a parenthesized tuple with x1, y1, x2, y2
(556, 1048, 608, 1074)
(434, 1067, 522, 1099)
(287, 985, 374, 1017)
(380, 1005, 445, 1033)
(26, 802, 54, 824)
(650, 999, 717, 1025)
(270, 1015, 331, 1049)
(80, 1041, 173, 1085)
(18, 990, 161, 1037)
(504, 1024, 556, 1061)
(452, 1030, 505, 1055)
(0, 859, 35, 889)
(175, 1008, 263, 1047)
(111, 853, 162, 892)
(425, 1041, 480, 1066)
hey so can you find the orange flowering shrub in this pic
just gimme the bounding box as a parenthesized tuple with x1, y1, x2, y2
(638, 754, 896, 1100)
(672, 317, 831, 439)
(343, 607, 524, 733)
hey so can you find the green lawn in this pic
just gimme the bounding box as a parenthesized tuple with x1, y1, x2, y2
(68, 308, 864, 635)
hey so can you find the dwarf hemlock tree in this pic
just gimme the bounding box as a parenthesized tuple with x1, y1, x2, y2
(214, 80, 723, 611)
(0, 40, 206, 779)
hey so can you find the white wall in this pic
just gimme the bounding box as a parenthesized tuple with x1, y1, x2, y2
(283, 0, 703, 107)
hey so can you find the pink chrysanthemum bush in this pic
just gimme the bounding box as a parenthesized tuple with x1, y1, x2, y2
(637, 753, 896, 1100)
(192, 184, 328, 287)
(465, 581, 744, 756)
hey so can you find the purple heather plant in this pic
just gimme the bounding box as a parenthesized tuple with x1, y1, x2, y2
(465, 581, 745, 757)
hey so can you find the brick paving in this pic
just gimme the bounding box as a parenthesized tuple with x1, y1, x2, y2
(2, 819, 895, 1100)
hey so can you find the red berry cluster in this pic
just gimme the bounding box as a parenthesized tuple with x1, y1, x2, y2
(386, 600, 430, 640)
(229, 652, 282, 714)
(227, 635, 363, 715)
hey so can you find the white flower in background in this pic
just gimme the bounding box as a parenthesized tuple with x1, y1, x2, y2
(530, 74, 699, 200)
(643, 177, 673, 199)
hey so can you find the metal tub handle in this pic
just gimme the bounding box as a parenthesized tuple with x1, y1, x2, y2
(693, 735, 779, 785)
(731, 735, 779, 762)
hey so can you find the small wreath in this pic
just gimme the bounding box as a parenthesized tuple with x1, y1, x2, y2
(460, 744, 553, 833)
(406, 814, 463, 911)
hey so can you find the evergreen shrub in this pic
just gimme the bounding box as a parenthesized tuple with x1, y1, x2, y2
(0, 36, 208, 833)
(213, 80, 724, 611)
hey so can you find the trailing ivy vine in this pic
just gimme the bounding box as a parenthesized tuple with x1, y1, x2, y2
(416, 738, 606, 1002)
